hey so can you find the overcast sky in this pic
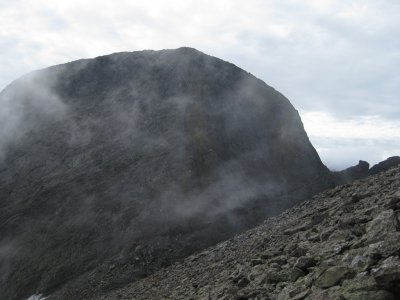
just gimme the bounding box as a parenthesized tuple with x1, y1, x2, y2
(0, 0, 399, 169)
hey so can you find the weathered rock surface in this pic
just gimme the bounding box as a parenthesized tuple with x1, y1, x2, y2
(0, 48, 335, 299)
(97, 167, 400, 299)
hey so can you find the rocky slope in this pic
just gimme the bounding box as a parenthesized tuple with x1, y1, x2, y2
(97, 166, 400, 300)
(0, 48, 335, 299)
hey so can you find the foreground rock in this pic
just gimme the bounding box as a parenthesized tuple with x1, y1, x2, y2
(97, 167, 400, 300)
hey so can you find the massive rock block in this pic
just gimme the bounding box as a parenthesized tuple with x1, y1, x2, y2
(0, 47, 333, 299)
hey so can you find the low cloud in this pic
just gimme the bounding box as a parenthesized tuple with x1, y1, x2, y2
(301, 111, 400, 169)
(0, 71, 67, 160)
(0, 0, 399, 167)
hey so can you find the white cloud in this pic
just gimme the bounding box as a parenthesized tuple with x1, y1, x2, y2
(1, 0, 399, 167)
(301, 111, 400, 169)
(301, 111, 400, 140)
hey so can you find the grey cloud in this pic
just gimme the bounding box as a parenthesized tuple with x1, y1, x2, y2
(0, 71, 67, 160)
(0, 0, 399, 169)
(212, 1, 400, 121)
(312, 137, 400, 170)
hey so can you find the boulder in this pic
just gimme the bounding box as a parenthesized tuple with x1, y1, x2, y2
(294, 256, 317, 271)
(315, 266, 355, 288)
(371, 256, 400, 288)
(349, 255, 375, 272)
(365, 209, 399, 243)
(365, 232, 400, 258)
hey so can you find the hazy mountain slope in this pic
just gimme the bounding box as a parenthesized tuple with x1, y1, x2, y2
(98, 166, 400, 300)
(0, 48, 334, 299)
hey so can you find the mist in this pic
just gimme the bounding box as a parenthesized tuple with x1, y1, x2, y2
(0, 71, 67, 162)
(0, 48, 336, 299)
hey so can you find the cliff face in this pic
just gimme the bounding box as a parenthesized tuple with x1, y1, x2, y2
(0, 48, 334, 299)
(98, 167, 400, 300)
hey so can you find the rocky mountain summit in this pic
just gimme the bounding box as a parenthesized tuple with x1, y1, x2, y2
(0, 48, 336, 299)
(333, 156, 400, 184)
(98, 166, 400, 300)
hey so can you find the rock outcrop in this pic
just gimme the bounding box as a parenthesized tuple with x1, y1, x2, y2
(0, 48, 334, 299)
(334, 156, 400, 184)
(334, 160, 370, 183)
(98, 166, 400, 300)
(370, 156, 400, 175)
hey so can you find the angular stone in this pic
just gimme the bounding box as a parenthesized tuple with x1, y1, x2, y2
(319, 258, 337, 269)
(365, 209, 399, 243)
(237, 277, 250, 288)
(294, 256, 317, 271)
(248, 264, 266, 282)
(339, 215, 358, 227)
(350, 255, 375, 271)
(341, 272, 378, 294)
(315, 266, 355, 288)
(236, 287, 271, 300)
(277, 285, 310, 300)
(265, 268, 291, 283)
(320, 228, 334, 241)
(311, 213, 328, 226)
(289, 267, 305, 282)
(269, 255, 287, 266)
(284, 222, 312, 235)
(350, 238, 365, 250)
(365, 232, 400, 258)
(289, 244, 308, 257)
(260, 250, 280, 260)
(307, 286, 345, 300)
(270, 262, 281, 269)
(351, 223, 367, 237)
(385, 193, 400, 210)
(250, 258, 264, 266)
(308, 233, 320, 242)
(344, 290, 395, 300)
(333, 244, 345, 254)
(329, 229, 353, 241)
(371, 256, 400, 288)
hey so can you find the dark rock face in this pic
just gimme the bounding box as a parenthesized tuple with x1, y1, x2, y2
(334, 156, 400, 184)
(369, 156, 400, 175)
(0, 48, 334, 299)
(99, 167, 400, 300)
